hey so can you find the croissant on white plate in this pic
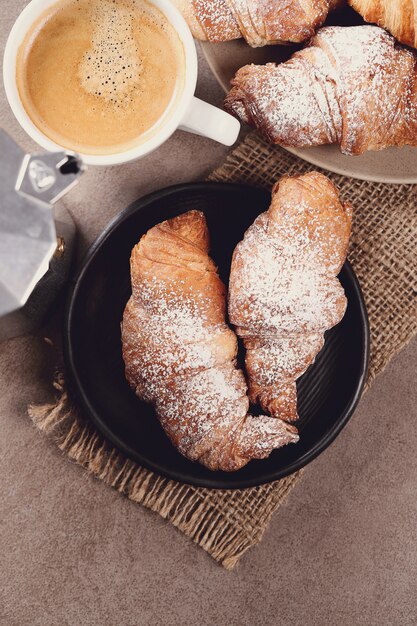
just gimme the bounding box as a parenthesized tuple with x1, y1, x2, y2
(172, 0, 344, 46)
(225, 25, 417, 154)
(228, 172, 352, 422)
(121, 210, 298, 472)
(349, 0, 417, 48)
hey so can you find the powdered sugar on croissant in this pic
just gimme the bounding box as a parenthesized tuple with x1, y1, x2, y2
(228, 172, 352, 422)
(121, 210, 298, 471)
(172, 0, 342, 46)
(225, 25, 417, 154)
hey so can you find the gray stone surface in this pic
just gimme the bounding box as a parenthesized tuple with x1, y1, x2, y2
(1, 2, 417, 625)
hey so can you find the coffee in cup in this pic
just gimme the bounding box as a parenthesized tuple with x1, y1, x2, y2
(16, 0, 185, 156)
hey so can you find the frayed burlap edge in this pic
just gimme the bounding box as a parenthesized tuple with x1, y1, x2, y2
(28, 375, 301, 570)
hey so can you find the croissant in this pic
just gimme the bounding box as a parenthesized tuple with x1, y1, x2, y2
(225, 25, 417, 154)
(121, 210, 298, 471)
(349, 0, 417, 48)
(228, 172, 352, 422)
(172, 0, 343, 46)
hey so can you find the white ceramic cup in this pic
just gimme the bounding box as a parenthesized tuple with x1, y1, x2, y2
(3, 0, 241, 166)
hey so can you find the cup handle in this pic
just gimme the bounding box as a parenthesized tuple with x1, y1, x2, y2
(179, 97, 240, 146)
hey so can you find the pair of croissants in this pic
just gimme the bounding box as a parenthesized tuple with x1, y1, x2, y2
(173, 1, 417, 156)
(122, 172, 352, 472)
(173, 0, 417, 49)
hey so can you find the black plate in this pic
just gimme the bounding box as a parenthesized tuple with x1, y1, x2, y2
(64, 182, 370, 489)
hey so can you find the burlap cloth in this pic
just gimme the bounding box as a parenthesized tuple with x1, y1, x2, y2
(29, 133, 417, 569)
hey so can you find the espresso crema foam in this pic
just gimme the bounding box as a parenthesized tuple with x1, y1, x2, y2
(17, 0, 185, 155)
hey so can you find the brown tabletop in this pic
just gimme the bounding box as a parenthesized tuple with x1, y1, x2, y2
(1, 2, 417, 624)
